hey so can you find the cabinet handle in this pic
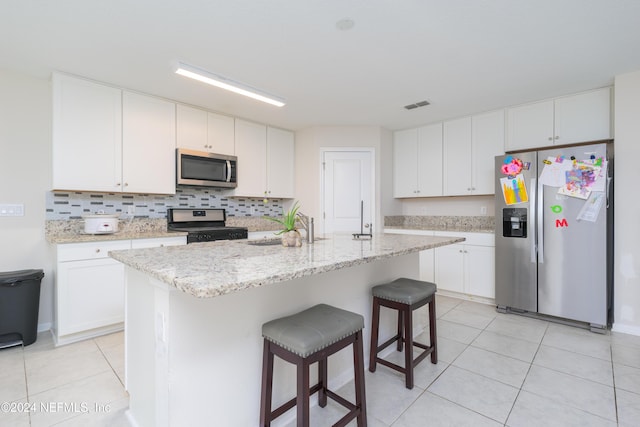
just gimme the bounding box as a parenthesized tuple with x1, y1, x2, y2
(124, 183, 129, 187)
(554, 136, 559, 140)
(548, 137, 553, 141)
(95, 249, 101, 253)
(116, 183, 121, 186)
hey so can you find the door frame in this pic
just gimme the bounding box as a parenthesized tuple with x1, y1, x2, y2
(319, 147, 376, 234)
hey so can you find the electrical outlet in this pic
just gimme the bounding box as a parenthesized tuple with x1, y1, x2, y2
(480, 206, 487, 215)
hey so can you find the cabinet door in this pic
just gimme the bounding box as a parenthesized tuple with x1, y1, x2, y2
(122, 92, 176, 194)
(52, 73, 122, 192)
(419, 249, 435, 283)
(465, 245, 495, 298)
(393, 129, 419, 197)
(435, 244, 464, 293)
(207, 112, 235, 155)
(266, 127, 295, 198)
(472, 109, 505, 194)
(57, 258, 125, 335)
(417, 123, 443, 197)
(176, 104, 208, 151)
(554, 88, 611, 145)
(443, 117, 472, 196)
(234, 119, 267, 197)
(506, 100, 554, 151)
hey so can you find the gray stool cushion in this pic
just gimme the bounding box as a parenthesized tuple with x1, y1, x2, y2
(262, 304, 364, 358)
(372, 278, 437, 305)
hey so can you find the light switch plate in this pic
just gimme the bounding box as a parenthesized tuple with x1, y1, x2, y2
(0, 204, 25, 216)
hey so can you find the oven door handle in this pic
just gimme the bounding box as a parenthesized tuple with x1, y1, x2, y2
(226, 160, 232, 182)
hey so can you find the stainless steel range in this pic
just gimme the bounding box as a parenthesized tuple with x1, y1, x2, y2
(167, 208, 248, 243)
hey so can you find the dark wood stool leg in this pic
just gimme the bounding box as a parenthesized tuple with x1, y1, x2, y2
(396, 309, 404, 352)
(369, 297, 380, 372)
(353, 330, 367, 427)
(429, 297, 438, 364)
(297, 359, 310, 427)
(259, 340, 274, 427)
(318, 357, 327, 407)
(403, 305, 414, 389)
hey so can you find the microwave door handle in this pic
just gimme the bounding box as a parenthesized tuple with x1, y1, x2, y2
(226, 160, 232, 182)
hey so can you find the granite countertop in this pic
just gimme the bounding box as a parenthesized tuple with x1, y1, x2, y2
(384, 215, 495, 233)
(109, 233, 465, 299)
(45, 218, 187, 244)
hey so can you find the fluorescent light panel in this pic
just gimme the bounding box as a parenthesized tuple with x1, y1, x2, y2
(175, 62, 285, 107)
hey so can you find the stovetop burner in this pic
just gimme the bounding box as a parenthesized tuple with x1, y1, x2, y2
(167, 208, 248, 243)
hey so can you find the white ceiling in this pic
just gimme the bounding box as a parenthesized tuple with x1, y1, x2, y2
(2, 0, 640, 131)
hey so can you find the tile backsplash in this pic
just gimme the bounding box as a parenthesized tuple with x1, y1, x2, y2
(46, 187, 285, 220)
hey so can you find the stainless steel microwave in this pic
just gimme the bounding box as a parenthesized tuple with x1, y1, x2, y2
(176, 149, 237, 188)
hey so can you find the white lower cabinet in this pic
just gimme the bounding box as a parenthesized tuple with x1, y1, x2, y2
(384, 229, 436, 282)
(54, 236, 186, 345)
(434, 231, 495, 299)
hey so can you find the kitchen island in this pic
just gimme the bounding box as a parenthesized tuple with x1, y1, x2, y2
(109, 232, 464, 427)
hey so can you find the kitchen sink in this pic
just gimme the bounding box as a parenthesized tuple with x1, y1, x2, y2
(245, 239, 282, 246)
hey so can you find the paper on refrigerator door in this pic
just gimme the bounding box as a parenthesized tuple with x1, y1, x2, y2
(500, 173, 529, 205)
(539, 157, 573, 187)
(577, 191, 605, 222)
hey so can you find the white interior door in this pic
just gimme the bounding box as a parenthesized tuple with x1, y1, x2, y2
(322, 150, 374, 234)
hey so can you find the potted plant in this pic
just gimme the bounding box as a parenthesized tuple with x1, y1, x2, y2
(265, 201, 303, 247)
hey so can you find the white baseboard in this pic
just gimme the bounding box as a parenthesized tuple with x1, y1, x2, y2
(612, 323, 640, 337)
(37, 322, 52, 333)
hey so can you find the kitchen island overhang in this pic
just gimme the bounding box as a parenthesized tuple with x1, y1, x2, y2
(110, 233, 464, 427)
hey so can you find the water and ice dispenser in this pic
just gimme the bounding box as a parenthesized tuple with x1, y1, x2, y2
(502, 208, 527, 238)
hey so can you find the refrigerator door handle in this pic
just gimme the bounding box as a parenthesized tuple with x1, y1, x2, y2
(606, 176, 612, 208)
(537, 177, 544, 264)
(530, 178, 537, 263)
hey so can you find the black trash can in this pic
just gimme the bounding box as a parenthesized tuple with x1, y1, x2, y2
(0, 269, 44, 348)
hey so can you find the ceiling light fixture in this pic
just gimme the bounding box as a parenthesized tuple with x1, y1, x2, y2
(174, 61, 286, 107)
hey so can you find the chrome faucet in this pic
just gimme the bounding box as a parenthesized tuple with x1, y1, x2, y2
(297, 212, 314, 243)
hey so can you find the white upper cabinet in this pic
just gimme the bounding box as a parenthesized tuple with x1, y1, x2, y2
(52, 74, 176, 194)
(506, 87, 611, 151)
(553, 88, 612, 145)
(234, 119, 268, 197)
(393, 128, 419, 198)
(52, 73, 123, 192)
(176, 104, 235, 155)
(122, 91, 176, 194)
(443, 117, 472, 196)
(472, 110, 505, 194)
(266, 127, 295, 198)
(176, 104, 208, 151)
(207, 112, 235, 156)
(393, 123, 443, 198)
(234, 120, 295, 198)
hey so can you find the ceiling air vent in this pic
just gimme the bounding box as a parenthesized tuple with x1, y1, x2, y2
(403, 100, 430, 110)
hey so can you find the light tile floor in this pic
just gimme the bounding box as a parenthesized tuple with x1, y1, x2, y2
(2, 295, 640, 426)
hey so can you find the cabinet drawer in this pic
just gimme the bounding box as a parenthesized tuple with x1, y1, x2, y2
(131, 236, 187, 248)
(433, 231, 494, 246)
(57, 240, 131, 262)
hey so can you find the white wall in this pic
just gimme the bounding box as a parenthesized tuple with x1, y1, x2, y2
(612, 70, 640, 335)
(400, 195, 495, 217)
(0, 69, 54, 332)
(294, 126, 401, 232)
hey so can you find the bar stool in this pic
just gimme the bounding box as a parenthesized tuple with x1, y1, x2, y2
(369, 278, 437, 389)
(259, 304, 367, 427)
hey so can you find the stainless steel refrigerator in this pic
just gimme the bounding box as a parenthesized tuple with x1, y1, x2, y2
(494, 142, 613, 331)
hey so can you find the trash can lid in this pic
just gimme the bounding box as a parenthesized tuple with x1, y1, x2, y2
(0, 269, 44, 285)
